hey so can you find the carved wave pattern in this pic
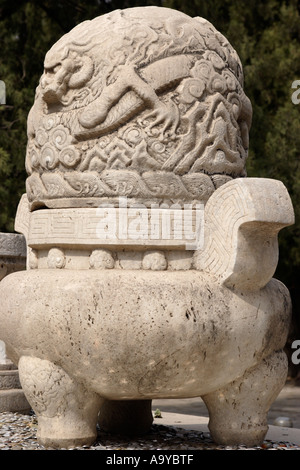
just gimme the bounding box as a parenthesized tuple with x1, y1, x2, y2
(26, 169, 220, 209)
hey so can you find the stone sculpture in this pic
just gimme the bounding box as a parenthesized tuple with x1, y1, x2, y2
(0, 232, 26, 365)
(0, 7, 294, 448)
(0, 233, 30, 414)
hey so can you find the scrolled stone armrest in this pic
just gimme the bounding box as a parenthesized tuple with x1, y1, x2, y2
(194, 178, 294, 291)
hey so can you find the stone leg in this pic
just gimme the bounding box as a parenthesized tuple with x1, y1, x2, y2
(18, 356, 102, 448)
(99, 399, 153, 435)
(201, 350, 288, 446)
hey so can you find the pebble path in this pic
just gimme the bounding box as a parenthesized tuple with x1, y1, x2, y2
(0, 411, 299, 451)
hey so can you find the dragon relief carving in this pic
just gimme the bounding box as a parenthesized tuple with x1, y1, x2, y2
(25, 7, 252, 210)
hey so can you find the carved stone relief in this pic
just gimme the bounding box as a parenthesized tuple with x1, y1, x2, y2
(25, 7, 252, 210)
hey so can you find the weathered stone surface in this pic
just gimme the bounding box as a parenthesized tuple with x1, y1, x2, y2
(0, 6, 295, 449)
(0, 233, 30, 413)
(0, 233, 26, 282)
(0, 369, 22, 390)
(0, 233, 26, 363)
(0, 389, 31, 414)
(0, 364, 31, 414)
(25, 6, 251, 211)
(1, 269, 292, 397)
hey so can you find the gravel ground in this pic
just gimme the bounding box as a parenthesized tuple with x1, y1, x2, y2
(0, 411, 300, 451)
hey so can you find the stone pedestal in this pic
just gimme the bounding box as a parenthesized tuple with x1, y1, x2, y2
(0, 6, 295, 448)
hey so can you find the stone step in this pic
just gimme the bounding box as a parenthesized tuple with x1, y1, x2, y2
(0, 389, 31, 413)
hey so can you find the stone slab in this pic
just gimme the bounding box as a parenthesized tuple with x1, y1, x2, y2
(0, 233, 26, 258)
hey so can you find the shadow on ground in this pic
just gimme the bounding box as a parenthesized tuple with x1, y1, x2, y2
(152, 382, 300, 429)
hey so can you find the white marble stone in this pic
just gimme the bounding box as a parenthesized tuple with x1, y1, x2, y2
(0, 233, 30, 413)
(0, 233, 26, 363)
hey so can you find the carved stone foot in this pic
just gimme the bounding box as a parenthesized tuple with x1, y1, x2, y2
(99, 399, 153, 435)
(201, 350, 288, 446)
(18, 356, 102, 448)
